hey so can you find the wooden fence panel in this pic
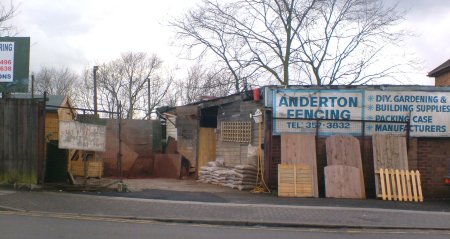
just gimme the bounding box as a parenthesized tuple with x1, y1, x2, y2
(278, 164, 314, 197)
(376, 168, 423, 202)
(280, 134, 318, 197)
(0, 98, 45, 184)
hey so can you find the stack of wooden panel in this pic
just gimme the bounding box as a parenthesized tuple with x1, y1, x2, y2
(325, 134, 365, 199)
(278, 134, 318, 197)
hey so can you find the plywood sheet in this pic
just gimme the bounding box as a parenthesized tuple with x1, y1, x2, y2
(278, 164, 314, 197)
(373, 134, 409, 196)
(326, 134, 362, 168)
(325, 165, 365, 199)
(198, 128, 216, 171)
(99, 131, 138, 177)
(153, 154, 182, 179)
(280, 134, 318, 197)
(372, 134, 409, 170)
(325, 134, 365, 198)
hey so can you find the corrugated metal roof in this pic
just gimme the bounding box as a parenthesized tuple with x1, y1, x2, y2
(8, 93, 67, 112)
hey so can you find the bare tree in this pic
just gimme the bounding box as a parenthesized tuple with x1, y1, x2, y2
(171, 0, 405, 86)
(77, 52, 171, 119)
(295, 0, 405, 85)
(34, 66, 79, 97)
(0, 0, 17, 36)
(178, 63, 234, 104)
(73, 68, 94, 110)
(144, 66, 173, 119)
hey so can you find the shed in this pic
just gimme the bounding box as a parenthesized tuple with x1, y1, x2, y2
(160, 92, 265, 177)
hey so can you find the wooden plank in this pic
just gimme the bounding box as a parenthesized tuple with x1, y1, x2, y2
(280, 134, 318, 197)
(416, 170, 424, 202)
(411, 170, 418, 202)
(372, 135, 409, 170)
(385, 168, 392, 200)
(395, 169, 403, 201)
(278, 164, 314, 197)
(390, 169, 397, 201)
(326, 135, 362, 168)
(197, 128, 216, 172)
(401, 170, 407, 202)
(373, 134, 409, 196)
(325, 165, 364, 199)
(405, 170, 412, 201)
(380, 169, 386, 200)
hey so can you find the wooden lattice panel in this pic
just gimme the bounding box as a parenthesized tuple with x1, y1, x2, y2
(220, 121, 252, 143)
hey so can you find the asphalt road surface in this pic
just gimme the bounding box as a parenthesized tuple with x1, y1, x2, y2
(1, 211, 449, 239)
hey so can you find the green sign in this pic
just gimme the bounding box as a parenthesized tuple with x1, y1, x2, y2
(0, 37, 30, 93)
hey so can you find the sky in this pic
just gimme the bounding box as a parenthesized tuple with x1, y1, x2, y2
(9, 0, 450, 86)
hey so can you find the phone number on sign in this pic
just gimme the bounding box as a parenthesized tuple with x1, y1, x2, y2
(305, 122, 351, 129)
(0, 66, 12, 71)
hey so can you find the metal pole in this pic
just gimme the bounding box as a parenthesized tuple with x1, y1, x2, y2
(93, 66, 98, 116)
(147, 76, 151, 120)
(31, 75, 35, 98)
(118, 102, 123, 183)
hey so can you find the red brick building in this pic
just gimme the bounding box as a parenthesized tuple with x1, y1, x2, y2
(168, 85, 450, 199)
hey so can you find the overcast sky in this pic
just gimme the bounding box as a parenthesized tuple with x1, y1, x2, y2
(10, 0, 450, 85)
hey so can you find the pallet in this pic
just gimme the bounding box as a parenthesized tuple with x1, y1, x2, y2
(278, 164, 314, 197)
(376, 168, 423, 202)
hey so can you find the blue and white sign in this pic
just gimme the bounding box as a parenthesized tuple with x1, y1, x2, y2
(365, 91, 450, 137)
(273, 89, 450, 137)
(0, 41, 14, 82)
(273, 89, 364, 135)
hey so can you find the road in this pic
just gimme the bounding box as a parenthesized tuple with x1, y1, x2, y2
(1, 211, 449, 239)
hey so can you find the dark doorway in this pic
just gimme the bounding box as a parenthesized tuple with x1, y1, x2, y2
(45, 140, 68, 183)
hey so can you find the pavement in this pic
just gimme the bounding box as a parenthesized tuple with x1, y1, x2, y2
(1, 178, 450, 230)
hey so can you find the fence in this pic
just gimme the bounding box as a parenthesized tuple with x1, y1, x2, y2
(278, 164, 314, 197)
(0, 98, 45, 184)
(376, 168, 423, 202)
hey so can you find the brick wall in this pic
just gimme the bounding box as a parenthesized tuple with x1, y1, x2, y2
(417, 138, 450, 199)
(435, 72, 450, 86)
(270, 135, 450, 199)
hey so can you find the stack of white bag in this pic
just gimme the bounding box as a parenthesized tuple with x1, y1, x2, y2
(198, 160, 257, 191)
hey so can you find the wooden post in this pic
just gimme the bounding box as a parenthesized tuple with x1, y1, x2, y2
(395, 169, 402, 201)
(416, 170, 423, 202)
(380, 169, 386, 200)
(390, 169, 397, 200)
(385, 169, 391, 200)
(411, 170, 418, 202)
(406, 170, 412, 201)
(401, 170, 407, 202)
